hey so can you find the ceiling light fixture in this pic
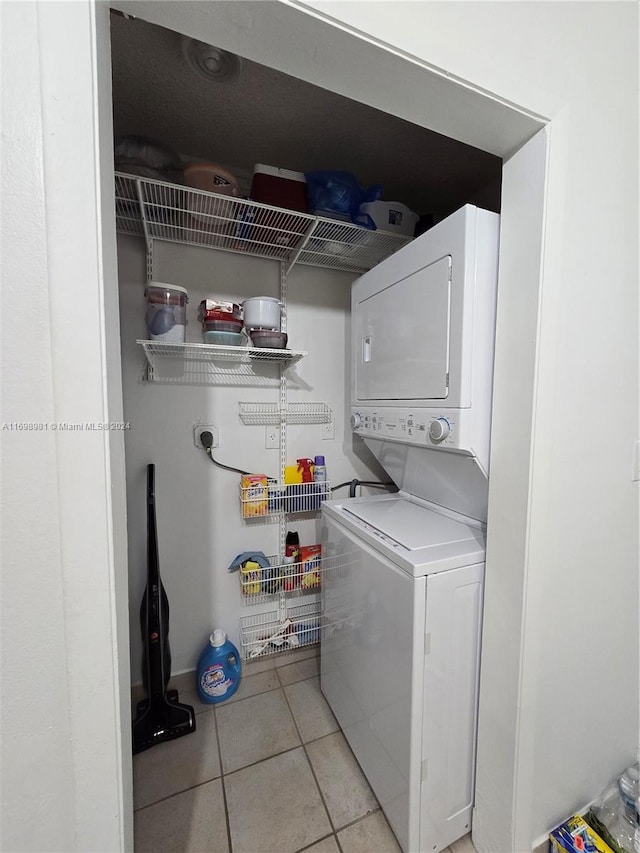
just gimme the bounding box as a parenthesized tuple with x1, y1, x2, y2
(181, 36, 242, 83)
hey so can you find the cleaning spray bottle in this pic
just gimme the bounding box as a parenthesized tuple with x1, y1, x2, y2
(297, 458, 314, 511)
(196, 629, 241, 704)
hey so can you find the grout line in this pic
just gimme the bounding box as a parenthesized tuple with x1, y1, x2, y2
(334, 806, 383, 834)
(212, 705, 234, 853)
(133, 774, 225, 813)
(222, 680, 282, 707)
(221, 741, 303, 780)
(293, 832, 336, 853)
(280, 677, 338, 836)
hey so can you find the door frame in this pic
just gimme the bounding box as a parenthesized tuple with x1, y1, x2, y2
(96, 2, 555, 850)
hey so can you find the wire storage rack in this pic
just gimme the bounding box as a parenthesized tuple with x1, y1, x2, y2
(239, 600, 322, 661)
(238, 552, 322, 606)
(115, 172, 412, 274)
(240, 479, 331, 518)
(238, 402, 332, 425)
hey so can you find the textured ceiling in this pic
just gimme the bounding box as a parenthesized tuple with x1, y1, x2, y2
(110, 12, 502, 218)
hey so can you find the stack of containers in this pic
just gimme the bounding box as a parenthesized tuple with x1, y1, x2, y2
(198, 299, 244, 346)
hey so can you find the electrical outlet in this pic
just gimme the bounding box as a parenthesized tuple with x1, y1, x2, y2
(322, 419, 335, 440)
(265, 426, 279, 449)
(193, 423, 219, 449)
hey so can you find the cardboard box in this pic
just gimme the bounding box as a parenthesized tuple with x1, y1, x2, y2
(300, 544, 321, 589)
(549, 815, 614, 853)
(240, 474, 268, 518)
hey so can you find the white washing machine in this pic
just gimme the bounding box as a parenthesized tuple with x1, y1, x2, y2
(321, 204, 500, 852)
(321, 493, 485, 853)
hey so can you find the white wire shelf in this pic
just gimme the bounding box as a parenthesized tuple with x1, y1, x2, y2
(115, 172, 412, 274)
(240, 478, 331, 518)
(238, 402, 332, 425)
(239, 600, 322, 661)
(237, 551, 322, 606)
(137, 340, 306, 384)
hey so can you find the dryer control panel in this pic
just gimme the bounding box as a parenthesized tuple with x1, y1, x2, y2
(351, 406, 470, 452)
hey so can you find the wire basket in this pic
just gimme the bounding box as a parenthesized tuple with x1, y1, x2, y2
(238, 551, 322, 605)
(239, 600, 321, 661)
(240, 479, 331, 517)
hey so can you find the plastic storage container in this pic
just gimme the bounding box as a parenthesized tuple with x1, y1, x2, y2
(360, 200, 419, 236)
(249, 330, 288, 349)
(202, 330, 244, 346)
(242, 297, 282, 331)
(184, 162, 239, 196)
(251, 164, 308, 212)
(196, 630, 241, 704)
(202, 317, 243, 334)
(589, 765, 640, 853)
(145, 282, 188, 343)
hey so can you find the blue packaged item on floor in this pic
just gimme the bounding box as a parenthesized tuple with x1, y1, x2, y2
(196, 630, 241, 704)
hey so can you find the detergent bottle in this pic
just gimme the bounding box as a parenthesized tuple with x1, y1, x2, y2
(196, 629, 241, 704)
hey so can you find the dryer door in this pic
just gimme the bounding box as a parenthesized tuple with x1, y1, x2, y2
(354, 255, 451, 402)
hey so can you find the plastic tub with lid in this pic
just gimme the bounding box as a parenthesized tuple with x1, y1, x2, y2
(145, 282, 188, 342)
(360, 200, 419, 236)
(242, 297, 282, 331)
(203, 330, 245, 346)
(203, 317, 243, 334)
(184, 162, 239, 196)
(184, 163, 240, 234)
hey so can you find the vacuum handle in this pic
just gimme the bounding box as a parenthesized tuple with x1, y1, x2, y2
(147, 464, 159, 587)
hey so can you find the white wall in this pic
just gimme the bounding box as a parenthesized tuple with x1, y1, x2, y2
(295, 1, 640, 849)
(4, 2, 636, 851)
(117, 237, 385, 677)
(1, 2, 131, 850)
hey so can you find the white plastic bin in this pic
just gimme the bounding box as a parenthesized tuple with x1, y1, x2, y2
(360, 200, 419, 236)
(145, 282, 188, 342)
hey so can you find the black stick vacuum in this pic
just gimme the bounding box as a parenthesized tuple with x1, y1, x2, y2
(132, 464, 196, 754)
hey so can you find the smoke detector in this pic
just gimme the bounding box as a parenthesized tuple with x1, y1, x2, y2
(181, 36, 241, 83)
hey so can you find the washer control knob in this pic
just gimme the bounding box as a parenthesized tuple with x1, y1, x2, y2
(429, 417, 450, 442)
(351, 412, 363, 430)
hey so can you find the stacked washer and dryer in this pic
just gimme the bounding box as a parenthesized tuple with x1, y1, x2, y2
(320, 205, 500, 853)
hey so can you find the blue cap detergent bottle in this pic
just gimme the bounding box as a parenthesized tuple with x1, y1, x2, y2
(196, 629, 241, 704)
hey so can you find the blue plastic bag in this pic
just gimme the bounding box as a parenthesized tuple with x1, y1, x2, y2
(305, 171, 382, 229)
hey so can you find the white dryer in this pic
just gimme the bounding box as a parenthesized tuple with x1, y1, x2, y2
(321, 205, 500, 852)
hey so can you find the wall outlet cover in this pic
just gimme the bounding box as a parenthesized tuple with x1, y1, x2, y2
(193, 423, 219, 449)
(322, 420, 335, 440)
(265, 426, 279, 449)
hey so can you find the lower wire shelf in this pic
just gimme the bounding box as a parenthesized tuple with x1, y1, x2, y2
(239, 600, 321, 662)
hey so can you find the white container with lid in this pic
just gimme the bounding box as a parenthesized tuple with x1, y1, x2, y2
(360, 200, 419, 236)
(145, 282, 188, 343)
(242, 296, 283, 331)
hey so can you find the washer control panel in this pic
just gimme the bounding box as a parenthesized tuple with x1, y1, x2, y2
(350, 406, 459, 450)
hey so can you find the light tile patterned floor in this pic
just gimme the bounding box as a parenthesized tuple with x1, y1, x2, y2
(132, 646, 477, 853)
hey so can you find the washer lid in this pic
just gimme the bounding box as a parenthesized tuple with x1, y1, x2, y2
(343, 497, 480, 552)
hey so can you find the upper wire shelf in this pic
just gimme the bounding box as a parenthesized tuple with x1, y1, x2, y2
(115, 173, 412, 275)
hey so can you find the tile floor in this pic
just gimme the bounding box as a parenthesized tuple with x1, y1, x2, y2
(132, 646, 478, 853)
